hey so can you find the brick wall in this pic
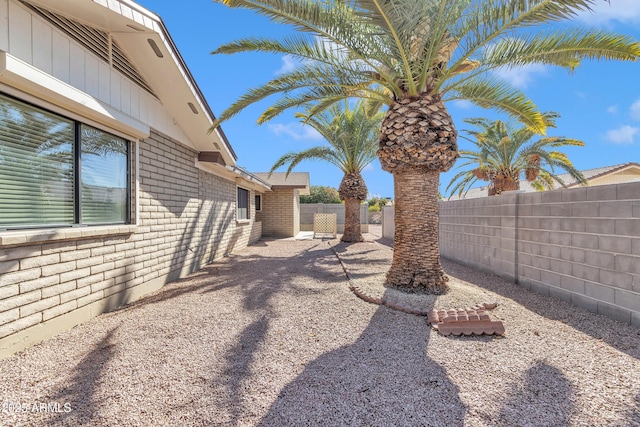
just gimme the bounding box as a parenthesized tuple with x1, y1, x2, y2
(256, 189, 296, 237)
(439, 183, 640, 326)
(0, 129, 261, 357)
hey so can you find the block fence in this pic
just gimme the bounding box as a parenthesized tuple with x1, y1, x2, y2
(300, 204, 369, 233)
(439, 183, 640, 326)
(0, 129, 262, 358)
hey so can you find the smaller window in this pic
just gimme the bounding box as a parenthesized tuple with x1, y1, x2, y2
(255, 194, 262, 212)
(237, 187, 249, 220)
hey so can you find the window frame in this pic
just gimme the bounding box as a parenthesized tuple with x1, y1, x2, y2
(236, 186, 250, 221)
(0, 92, 132, 231)
(255, 194, 262, 212)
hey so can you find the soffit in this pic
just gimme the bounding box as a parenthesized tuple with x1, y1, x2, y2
(18, 0, 237, 165)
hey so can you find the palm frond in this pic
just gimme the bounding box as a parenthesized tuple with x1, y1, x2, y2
(444, 77, 545, 132)
(269, 147, 343, 176)
(483, 30, 640, 71)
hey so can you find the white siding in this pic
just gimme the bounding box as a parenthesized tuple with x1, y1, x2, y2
(84, 55, 100, 99)
(120, 78, 131, 116)
(8, 1, 31, 63)
(98, 61, 111, 103)
(3, 0, 192, 147)
(51, 31, 70, 83)
(0, 0, 8, 51)
(31, 16, 51, 74)
(68, 42, 85, 91)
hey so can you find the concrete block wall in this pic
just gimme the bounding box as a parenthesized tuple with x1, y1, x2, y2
(439, 182, 640, 326)
(256, 188, 296, 237)
(299, 204, 369, 233)
(0, 129, 261, 357)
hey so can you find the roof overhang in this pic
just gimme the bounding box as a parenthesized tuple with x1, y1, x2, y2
(253, 172, 311, 195)
(195, 160, 271, 193)
(20, 0, 237, 165)
(270, 184, 311, 196)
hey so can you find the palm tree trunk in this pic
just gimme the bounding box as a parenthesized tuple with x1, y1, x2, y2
(338, 172, 367, 243)
(378, 93, 458, 294)
(342, 197, 363, 242)
(385, 167, 448, 294)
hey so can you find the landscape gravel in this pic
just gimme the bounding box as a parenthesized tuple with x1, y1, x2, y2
(0, 233, 638, 426)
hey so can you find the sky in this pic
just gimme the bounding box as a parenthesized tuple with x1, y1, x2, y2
(136, 0, 640, 199)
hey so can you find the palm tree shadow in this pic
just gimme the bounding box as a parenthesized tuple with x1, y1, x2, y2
(441, 258, 640, 361)
(45, 328, 118, 426)
(220, 316, 270, 426)
(494, 361, 576, 427)
(257, 306, 467, 426)
(627, 392, 640, 426)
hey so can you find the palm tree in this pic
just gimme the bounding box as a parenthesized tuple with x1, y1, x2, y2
(270, 101, 383, 242)
(447, 113, 587, 197)
(211, 0, 640, 294)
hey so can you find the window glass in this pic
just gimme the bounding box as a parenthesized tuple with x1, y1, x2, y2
(0, 95, 75, 227)
(255, 194, 261, 211)
(0, 93, 130, 229)
(237, 187, 249, 220)
(81, 125, 128, 224)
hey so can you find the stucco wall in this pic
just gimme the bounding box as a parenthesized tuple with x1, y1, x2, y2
(0, 130, 261, 358)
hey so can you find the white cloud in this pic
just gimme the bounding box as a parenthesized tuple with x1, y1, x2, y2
(630, 99, 640, 121)
(607, 105, 619, 114)
(268, 122, 323, 141)
(605, 125, 639, 144)
(493, 64, 549, 89)
(575, 91, 587, 100)
(577, 0, 640, 25)
(362, 163, 375, 173)
(450, 100, 474, 109)
(275, 55, 297, 75)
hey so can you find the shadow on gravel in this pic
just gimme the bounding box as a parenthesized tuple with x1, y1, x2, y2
(256, 305, 467, 426)
(495, 361, 576, 426)
(441, 258, 640, 362)
(118, 242, 364, 312)
(372, 237, 394, 249)
(221, 315, 270, 426)
(45, 328, 118, 426)
(624, 392, 640, 426)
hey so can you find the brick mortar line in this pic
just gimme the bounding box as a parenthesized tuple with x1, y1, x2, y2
(327, 242, 430, 316)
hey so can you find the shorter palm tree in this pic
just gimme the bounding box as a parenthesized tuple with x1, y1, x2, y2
(447, 113, 587, 198)
(270, 101, 383, 242)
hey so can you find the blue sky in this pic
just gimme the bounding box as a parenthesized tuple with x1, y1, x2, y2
(137, 0, 640, 199)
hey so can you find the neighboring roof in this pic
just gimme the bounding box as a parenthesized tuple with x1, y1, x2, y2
(559, 162, 640, 188)
(253, 173, 311, 196)
(448, 162, 640, 200)
(18, 0, 237, 164)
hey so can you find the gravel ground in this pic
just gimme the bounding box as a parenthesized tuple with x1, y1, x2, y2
(0, 235, 639, 426)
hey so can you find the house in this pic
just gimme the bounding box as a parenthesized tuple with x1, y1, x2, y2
(449, 162, 640, 200)
(0, 0, 270, 358)
(253, 172, 310, 238)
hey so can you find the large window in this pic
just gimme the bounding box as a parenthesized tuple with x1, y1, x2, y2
(0, 94, 130, 229)
(237, 187, 249, 220)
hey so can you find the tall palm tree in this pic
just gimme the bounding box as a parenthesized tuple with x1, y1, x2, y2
(211, 0, 640, 294)
(447, 113, 587, 198)
(270, 101, 383, 242)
